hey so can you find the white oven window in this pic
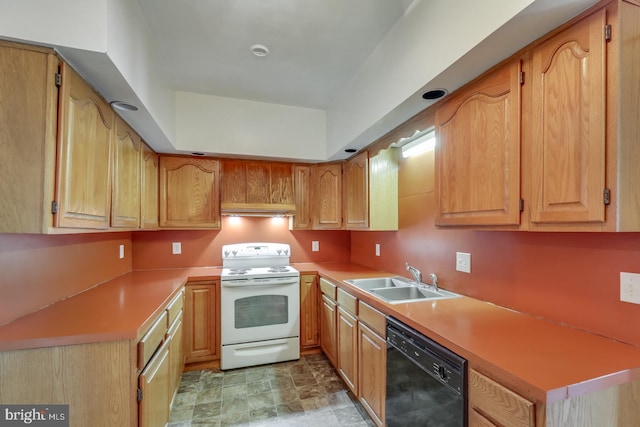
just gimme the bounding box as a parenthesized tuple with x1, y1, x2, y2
(234, 295, 289, 329)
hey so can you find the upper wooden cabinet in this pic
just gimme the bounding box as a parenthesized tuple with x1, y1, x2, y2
(0, 42, 59, 233)
(159, 156, 221, 229)
(290, 165, 312, 230)
(140, 143, 159, 230)
(435, 59, 522, 227)
(344, 151, 369, 229)
(435, 1, 640, 232)
(220, 159, 295, 215)
(111, 115, 141, 229)
(313, 163, 343, 229)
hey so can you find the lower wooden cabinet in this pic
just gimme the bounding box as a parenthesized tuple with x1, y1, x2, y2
(469, 369, 535, 427)
(168, 312, 184, 397)
(138, 339, 171, 427)
(337, 306, 358, 394)
(357, 301, 387, 426)
(300, 274, 320, 351)
(183, 280, 220, 364)
(320, 293, 338, 367)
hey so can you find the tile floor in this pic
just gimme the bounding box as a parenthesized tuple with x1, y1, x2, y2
(168, 353, 376, 427)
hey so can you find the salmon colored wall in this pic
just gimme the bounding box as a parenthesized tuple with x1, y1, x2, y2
(0, 232, 132, 325)
(132, 216, 350, 270)
(351, 150, 640, 346)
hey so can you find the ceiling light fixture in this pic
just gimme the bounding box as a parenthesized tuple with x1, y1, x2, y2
(422, 89, 448, 100)
(251, 44, 270, 57)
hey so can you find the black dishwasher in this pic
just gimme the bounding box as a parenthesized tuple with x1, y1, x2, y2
(386, 317, 467, 427)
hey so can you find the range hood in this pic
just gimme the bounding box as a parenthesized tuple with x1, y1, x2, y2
(220, 202, 297, 217)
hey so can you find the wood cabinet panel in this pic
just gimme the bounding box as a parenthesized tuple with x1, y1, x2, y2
(138, 310, 168, 370)
(320, 294, 338, 368)
(345, 151, 369, 229)
(139, 339, 171, 427)
(470, 408, 499, 427)
(140, 143, 159, 230)
(56, 63, 114, 229)
(168, 313, 184, 400)
(112, 115, 141, 228)
(159, 156, 221, 229)
(435, 59, 522, 226)
(245, 162, 270, 203)
(369, 147, 399, 231)
(469, 369, 535, 427)
(183, 281, 219, 364)
(0, 42, 59, 234)
(300, 274, 320, 351)
(337, 306, 358, 394)
(529, 8, 606, 225)
(313, 163, 343, 229)
(290, 165, 312, 229)
(358, 322, 386, 427)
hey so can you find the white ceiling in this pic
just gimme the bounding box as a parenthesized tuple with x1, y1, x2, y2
(137, 0, 415, 109)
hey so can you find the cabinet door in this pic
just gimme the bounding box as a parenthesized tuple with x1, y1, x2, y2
(140, 143, 159, 229)
(369, 147, 399, 231)
(320, 294, 338, 368)
(291, 165, 312, 230)
(111, 115, 141, 228)
(183, 281, 219, 364)
(358, 322, 386, 427)
(345, 151, 369, 230)
(56, 64, 114, 229)
(0, 42, 59, 234)
(337, 306, 358, 394)
(435, 59, 522, 226)
(313, 163, 343, 229)
(159, 156, 221, 229)
(269, 163, 295, 205)
(139, 339, 170, 427)
(529, 9, 607, 225)
(168, 313, 184, 399)
(300, 274, 319, 351)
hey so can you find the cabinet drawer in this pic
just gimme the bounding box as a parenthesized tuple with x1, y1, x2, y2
(469, 369, 534, 427)
(319, 278, 337, 300)
(138, 310, 168, 370)
(166, 290, 184, 326)
(337, 288, 357, 316)
(358, 301, 385, 337)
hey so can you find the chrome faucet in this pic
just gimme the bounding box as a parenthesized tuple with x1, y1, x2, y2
(429, 273, 439, 292)
(405, 262, 422, 284)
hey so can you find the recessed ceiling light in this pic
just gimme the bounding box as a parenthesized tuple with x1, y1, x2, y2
(191, 152, 205, 156)
(344, 148, 357, 153)
(422, 89, 448, 100)
(251, 44, 270, 57)
(110, 101, 138, 112)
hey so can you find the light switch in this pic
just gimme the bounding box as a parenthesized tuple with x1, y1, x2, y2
(172, 242, 182, 255)
(621, 272, 640, 304)
(312, 241, 319, 252)
(119, 244, 125, 259)
(375, 244, 380, 257)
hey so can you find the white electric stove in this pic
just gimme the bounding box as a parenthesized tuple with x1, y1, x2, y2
(220, 243, 300, 370)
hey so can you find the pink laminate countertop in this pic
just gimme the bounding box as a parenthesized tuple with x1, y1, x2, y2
(2, 262, 640, 405)
(0, 267, 221, 351)
(305, 262, 640, 403)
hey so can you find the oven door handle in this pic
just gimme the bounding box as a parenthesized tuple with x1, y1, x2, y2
(222, 279, 299, 287)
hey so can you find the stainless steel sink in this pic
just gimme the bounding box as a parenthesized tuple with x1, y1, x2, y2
(344, 276, 413, 291)
(344, 276, 460, 304)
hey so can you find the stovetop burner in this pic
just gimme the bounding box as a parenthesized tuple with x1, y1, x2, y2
(268, 266, 290, 273)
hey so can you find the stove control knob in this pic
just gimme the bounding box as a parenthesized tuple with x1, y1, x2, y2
(284, 249, 289, 256)
(438, 365, 448, 381)
(277, 249, 282, 255)
(224, 250, 230, 258)
(232, 250, 238, 256)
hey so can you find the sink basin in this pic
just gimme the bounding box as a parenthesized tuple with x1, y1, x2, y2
(344, 276, 413, 291)
(344, 276, 460, 304)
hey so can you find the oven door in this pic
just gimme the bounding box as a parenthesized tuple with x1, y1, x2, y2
(220, 277, 300, 345)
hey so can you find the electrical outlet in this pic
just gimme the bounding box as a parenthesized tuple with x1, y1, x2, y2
(375, 243, 380, 257)
(456, 252, 471, 273)
(312, 241, 319, 252)
(620, 272, 640, 304)
(172, 242, 182, 255)
(119, 244, 125, 259)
